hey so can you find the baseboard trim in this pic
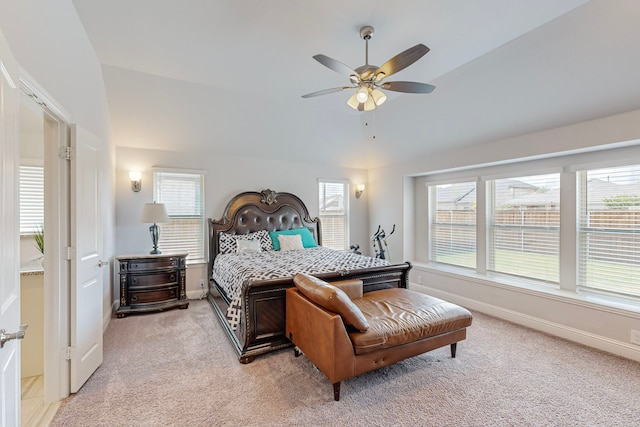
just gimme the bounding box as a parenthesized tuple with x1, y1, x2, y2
(186, 290, 206, 300)
(412, 283, 640, 363)
(104, 300, 118, 332)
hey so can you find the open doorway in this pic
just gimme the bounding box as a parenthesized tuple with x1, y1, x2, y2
(19, 82, 71, 424)
(18, 91, 55, 424)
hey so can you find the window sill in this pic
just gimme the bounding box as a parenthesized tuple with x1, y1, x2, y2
(186, 260, 207, 267)
(412, 261, 640, 318)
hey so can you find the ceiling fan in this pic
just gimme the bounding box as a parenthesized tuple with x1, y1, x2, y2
(302, 25, 435, 111)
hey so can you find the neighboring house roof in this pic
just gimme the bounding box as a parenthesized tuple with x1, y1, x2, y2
(503, 188, 560, 207)
(436, 177, 640, 209)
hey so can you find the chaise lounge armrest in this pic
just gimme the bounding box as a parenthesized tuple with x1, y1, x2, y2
(286, 287, 357, 386)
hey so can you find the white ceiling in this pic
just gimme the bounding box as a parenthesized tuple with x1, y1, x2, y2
(72, 0, 640, 169)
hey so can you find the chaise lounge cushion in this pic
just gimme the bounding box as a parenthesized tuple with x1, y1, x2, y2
(349, 288, 473, 355)
(293, 273, 369, 332)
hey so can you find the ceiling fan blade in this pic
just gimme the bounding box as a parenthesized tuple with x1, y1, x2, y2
(301, 86, 353, 98)
(313, 54, 359, 78)
(374, 44, 430, 80)
(380, 81, 435, 94)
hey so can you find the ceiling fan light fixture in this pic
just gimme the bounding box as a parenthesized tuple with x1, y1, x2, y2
(347, 92, 360, 109)
(372, 88, 387, 106)
(356, 86, 369, 103)
(364, 96, 376, 111)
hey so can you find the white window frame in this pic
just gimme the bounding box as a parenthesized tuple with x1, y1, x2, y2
(486, 172, 561, 286)
(318, 179, 350, 251)
(576, 165, 640, 298)
(427, 180, 477, 269)
(153, 168, 206, 263)
(419, 145, 640, 305)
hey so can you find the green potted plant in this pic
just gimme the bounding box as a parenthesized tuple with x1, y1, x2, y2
(33, 224, 44, 255)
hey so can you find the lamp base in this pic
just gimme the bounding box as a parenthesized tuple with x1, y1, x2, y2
(149, 223, 162, 255)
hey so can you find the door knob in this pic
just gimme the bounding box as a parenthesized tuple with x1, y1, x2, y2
(0, 324, 28, 349)
(98, 260, 109, 267)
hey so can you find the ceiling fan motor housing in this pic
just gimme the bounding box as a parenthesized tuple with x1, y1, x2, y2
(355, 64, 378, 81)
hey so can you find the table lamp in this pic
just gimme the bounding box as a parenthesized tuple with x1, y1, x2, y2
(141, 202, 169, 254)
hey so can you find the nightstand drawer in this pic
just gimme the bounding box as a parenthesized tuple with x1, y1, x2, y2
(129, 286, 178, 305)
(124, 257, 180, 272)
(128, 271, 178, 288)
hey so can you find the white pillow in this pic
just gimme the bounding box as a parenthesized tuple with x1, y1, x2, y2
(278, 234, 304, 251)
(236, 238, 262, 254)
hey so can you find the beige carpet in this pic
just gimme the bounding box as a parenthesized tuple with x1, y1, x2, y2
(50, 299, 640, 426)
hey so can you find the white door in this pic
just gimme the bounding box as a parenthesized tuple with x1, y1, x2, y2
(0, 29, 22, 427)
(69, 125, 103, 393)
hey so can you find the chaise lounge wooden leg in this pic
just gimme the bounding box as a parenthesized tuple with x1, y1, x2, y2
(451, 342, 457, 358)
(333, 382, 341, 401)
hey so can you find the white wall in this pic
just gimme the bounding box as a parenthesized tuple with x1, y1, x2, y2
(115, 146, 370, 299)
(0, 0, 115, 321)
(369, 108, 640, 361)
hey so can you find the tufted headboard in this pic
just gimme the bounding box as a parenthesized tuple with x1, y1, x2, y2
(208, 189, 321, 270)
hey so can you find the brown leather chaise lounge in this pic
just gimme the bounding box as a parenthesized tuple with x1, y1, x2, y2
(286, 273, 473, 401)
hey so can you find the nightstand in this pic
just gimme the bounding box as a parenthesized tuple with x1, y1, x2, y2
(115, 253, 189, 318)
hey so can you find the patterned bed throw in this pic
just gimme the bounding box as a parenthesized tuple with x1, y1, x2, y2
(213, 247, 390, 330)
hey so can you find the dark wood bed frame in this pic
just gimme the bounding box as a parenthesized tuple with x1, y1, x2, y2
(207, 189, 412, 363)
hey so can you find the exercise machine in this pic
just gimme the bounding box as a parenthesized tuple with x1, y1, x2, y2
(371, 224, 395, 261)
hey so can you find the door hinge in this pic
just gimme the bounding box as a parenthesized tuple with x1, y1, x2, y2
(65, 346, 73, 360)
(59, 146, 73, 160)
(65, 246, 74, 260)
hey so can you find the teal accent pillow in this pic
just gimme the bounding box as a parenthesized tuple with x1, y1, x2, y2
(269, 227, 318, 250)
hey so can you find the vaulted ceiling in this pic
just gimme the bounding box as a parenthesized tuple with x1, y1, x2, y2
(72, 0, 640, 169)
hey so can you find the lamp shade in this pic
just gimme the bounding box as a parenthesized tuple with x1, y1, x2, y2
(128, 171, 142, 181)
(141, 202, 169, 224)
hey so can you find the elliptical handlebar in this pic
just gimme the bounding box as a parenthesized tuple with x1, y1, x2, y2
(371, 225, 382, 240)
(371, 224, 395, 261)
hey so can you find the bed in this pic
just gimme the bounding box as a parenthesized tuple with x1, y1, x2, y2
(207, 189, 412, 363)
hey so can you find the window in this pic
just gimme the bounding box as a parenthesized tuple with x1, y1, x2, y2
(19, 164, 44, 234)
(578, 165, 640, 297)
(428, 181, 476, 268)
(487, 173, 560, 284)
(420, 148, 640, 304)
(153, 169, 205, 263)
(319, 180, 349, 251)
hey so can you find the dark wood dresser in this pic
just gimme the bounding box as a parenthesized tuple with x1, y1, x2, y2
(115, 253, 189, 318)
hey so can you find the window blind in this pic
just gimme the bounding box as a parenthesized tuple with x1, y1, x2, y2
(319, 181, 348, 251)
(154, 170, 205, 262)
(19, 165, 44, 234)
(487, 173, 559, 283)
(578, 166, 640, 297)
(429, 182, 476, 268)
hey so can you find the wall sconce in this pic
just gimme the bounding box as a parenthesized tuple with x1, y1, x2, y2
(355, 184, 365, 199)
(129, 171, 142, 192)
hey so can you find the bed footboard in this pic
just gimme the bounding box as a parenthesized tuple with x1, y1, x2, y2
(208, 262, 411, 363)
